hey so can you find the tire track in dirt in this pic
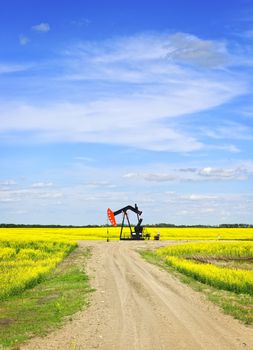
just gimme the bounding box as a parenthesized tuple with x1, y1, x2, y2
(21, 241, 253, 350)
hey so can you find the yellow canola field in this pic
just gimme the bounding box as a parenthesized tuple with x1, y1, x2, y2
(0, 226, 253, 241)
(164, 256, 253, 295)
(0, 237, 76, 300)
(149, 227, 253, 241)
(1, 227, 252, 301)
(156, 241, 253, 295)
(156, 241, 253, 259)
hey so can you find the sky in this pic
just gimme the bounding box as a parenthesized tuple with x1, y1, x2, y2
(0, 0, 253, 225)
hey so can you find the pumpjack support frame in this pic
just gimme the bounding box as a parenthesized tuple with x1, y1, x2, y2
(111, 204, 144, 240)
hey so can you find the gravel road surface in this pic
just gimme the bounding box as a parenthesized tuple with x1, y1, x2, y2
(21, 241, 253, 350)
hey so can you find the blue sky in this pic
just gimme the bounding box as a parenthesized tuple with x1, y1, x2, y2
(0, 0, 253, 225)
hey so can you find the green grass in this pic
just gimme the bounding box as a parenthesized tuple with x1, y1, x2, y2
(0, 247, 93, 349)
(141, 250, 253, 325)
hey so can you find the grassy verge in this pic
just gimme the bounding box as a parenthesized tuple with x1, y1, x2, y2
(141, 250, 253, 325)
(0, 247, 93, 349)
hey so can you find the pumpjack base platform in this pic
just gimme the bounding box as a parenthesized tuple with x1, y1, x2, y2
(120, 237, 145, 241)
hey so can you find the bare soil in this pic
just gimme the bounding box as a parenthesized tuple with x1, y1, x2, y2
(21, 241, 253, 350)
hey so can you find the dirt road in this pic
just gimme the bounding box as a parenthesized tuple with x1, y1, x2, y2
(21, 241, 253, 350)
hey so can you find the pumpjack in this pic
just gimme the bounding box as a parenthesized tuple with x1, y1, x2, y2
(107, 204, 148, 240)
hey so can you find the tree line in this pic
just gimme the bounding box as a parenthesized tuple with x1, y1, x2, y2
(0, 223, 253, 228)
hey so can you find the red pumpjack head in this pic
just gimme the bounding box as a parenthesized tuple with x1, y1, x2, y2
(107, 208, 117, 227)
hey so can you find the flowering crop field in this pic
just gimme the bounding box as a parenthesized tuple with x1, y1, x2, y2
(0, 227, 252, 301)
(147, 227, 253, 241)
(156, 241, 253, 295)
(0, 226, 253, 241)
(157, 241, 253, 259)
(0, 236, 76, 300)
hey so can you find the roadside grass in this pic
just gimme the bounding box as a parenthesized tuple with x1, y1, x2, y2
(141, 250, 253, 325)
(0, 247, 93, 349)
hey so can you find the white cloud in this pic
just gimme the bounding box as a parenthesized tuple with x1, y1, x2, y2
(69, 32, 228, 69)
(201, 121, 253, 141)
(71, 18, 91, 27)
(194, 165, 252, 180)
(166, 191, 253, 223)
(0, 187, 62, 202)
(61, 33, 233, 87)
(0, 63, 29, 74)
(198, 167, 244, 179)
(37, 192, 62, 199)
(0, 75, 245, 152)
(0, 101, 202, 152)
(166, 32, 229, 68)
(74, 156, 94, 162)
(0, 163, 252, 224)
(85, 181, 116, 189)
(123, 164, 253, 182)
(0, 180, 16, 186)
(212, 145, 241, 153)
(0, 32, 249, 152)
(19, 35, 29, 46)
(123, 172, 177, 182)
(179, 194, 218, 201)
(32, 23, 50, 33)
(237, 30, 253, 39)
(31, 182, 53, 188)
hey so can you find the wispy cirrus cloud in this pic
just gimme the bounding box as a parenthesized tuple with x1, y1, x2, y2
(19, 34, 30, 46)
(62, 32, 233, 83)
(0, 161, 252, 224)
(31, 182, 53, 188)
(124, 172, 177, 182)
(179, 194, 218, 201)
(200, 121, 253, 141)
(0, 187, 62, 203)
(85, 181, 116, 189)
(0, 63, 30, 74)
(165, 32, 229, 68)
(197, 167, 246, 179)
(70, 18, 91, 27)
(32, 22, 50, 33)
(123, 163, 253, 182)
(0, 32, 249, 152)
(0, 180, 17, 186)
